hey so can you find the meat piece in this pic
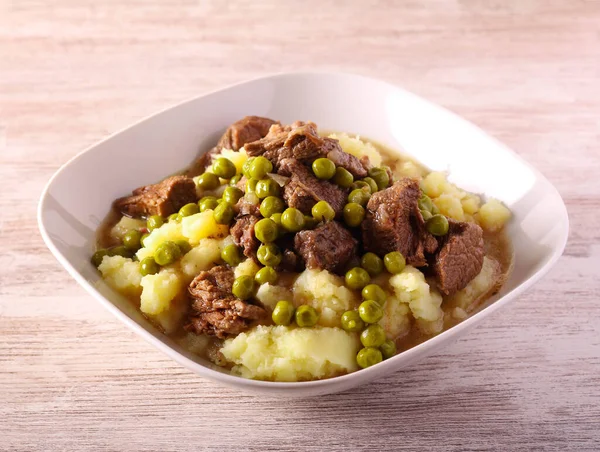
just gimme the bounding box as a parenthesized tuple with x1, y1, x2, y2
(190, 116, 277, 173)
(114, 175, 197, 218)
(280, 249, 304, 272)
(186, 266, 266, 338)
(294, 221, 358, 274)
(362, 178, 437, 267)
(278, 158, 347, 216)
(245, 121, 368, 178)
(231, 215, 260, 260)
(218, 116, 278, 151)
(234, 195, 261, 217)
(432, 220, 485, 295)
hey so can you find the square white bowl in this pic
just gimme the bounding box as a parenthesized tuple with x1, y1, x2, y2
(38, 73, 568, 397)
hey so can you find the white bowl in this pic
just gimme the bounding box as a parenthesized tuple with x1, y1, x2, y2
(38, 73, 569, 397)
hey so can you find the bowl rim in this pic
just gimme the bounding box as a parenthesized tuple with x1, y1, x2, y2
(37, 71, 570, 390)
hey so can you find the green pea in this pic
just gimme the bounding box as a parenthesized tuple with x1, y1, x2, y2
(380, 339, 397, 360)
(108, 245, 132, 258)
(168, 213, 182, 223)
(255, 178, 280, 199)
(257, 243, 282, 267)
(242, 157, 255, 178)
(295, 305, 319, 327)
(255, 218, 279, 243)
(340, 310, 365, 332)
(232, 275, 256, 300)
(312, 158, 336, 180)
(229, 173, 242, 186)
(333, 167, 354, 188)
(362, 284, 386, 305)
(431, 203, 440, 215)
(356, 347, 383, 369)
(360, 324, 386, 348)
(140, 233, 150, 247)
(272, 300, 295, 326)
(139, 257, 159, 276)
(255, 266, 278, 285)
(345, 267, 371, 290)
(360, 252, 384, 276)
(196, 172, 220, 190)
(421, 209, 433, 221)
(122, 230, 142, 251)
(213, 202, 235, 225)
(348, 188, 370, 206)
(245, 178, 259, 194)
(363, 177, 379, 194)
(270, 213, 283, 227)
(368, 167, 390, 190)
(179, 202, 199, 217)
(154, 241, 182, 266)
(418, 194, 433, 213)
(147, 215, 163, 231)
(223, 186, 244, 205)
(212, 157, 236, 179)
(426, 214, 449, 236)
(260, 196, 285, 218)
(384, 251, 406, 274)
(358, 299, 384, 324)
(281, 208, 305, 232)
(352, 180, 372, 194)
(311, 201, 335, 222)
(198, 196, 219, 212)
(343, 203, 365, 228)
(91, 249, 109, 267)
(221, 244, 243, 266)
(249, 156, 273, 179)
(175, 239, 192, 255)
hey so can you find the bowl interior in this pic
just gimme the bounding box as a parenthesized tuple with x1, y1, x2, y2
(39, 73, 568, 391)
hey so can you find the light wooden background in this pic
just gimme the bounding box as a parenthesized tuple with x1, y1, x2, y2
(1, 1, 599, 451)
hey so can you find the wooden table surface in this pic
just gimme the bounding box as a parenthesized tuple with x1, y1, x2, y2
(1, 1, 599, 450)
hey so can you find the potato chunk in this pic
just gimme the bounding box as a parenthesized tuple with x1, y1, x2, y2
(221, 325, 360, 381)
(140, 269, 183, 316)
(98, 255, 143, 297)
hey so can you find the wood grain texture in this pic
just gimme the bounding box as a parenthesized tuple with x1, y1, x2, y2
(1, 1, 599, 450)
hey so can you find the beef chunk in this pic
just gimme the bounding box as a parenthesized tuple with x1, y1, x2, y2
(114, 175, 197, 218)
(278, 158, 347, 216)
(190, 116, 277, 173)
(245, 121, 368, 178)
(432, 220, 484, 295)
(294, 221, 357, 274)
(231, 215, 260, 260)
(234, 194, 261, 217)
(362, 178, 437, 267)
(218, 116, 278, 151)
(186, 266, 266, 338)
(280, 249, 304, 272)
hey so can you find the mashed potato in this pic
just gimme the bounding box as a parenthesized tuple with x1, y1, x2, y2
(293, 269, 359, 327)
(136, 221, 185, 261)
(180, 238, 223, 282)
(181, 210, 229, 245)
(478, 199, 512, 232)
(255, 283, 294, 312)
(221, 325, 360, 381)
(110, 216, 145, 242)
(328, 133, 382, 167)
(389, 266, 444, 334)
(379, 294, 412, 340)
(234, 258, 261, 279)
(140, 268, 183, 316)
(98, 255, 143, 297)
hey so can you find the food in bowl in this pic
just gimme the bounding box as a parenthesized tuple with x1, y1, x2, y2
(92, 116, 513, 382)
